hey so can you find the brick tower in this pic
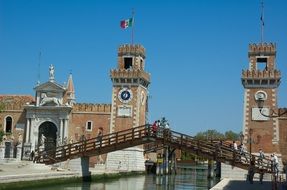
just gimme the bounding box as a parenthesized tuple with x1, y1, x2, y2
(109, 44, 150, 133)
(105, 44, 151, 171)
(241, 43, 281, 154)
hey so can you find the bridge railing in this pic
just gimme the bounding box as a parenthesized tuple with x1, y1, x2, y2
(154, 127, 272, 173)
(35, 124, 272, 173)
(36, 124, 151, 163)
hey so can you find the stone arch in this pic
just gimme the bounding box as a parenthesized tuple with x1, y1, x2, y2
(38, 121, 57, 151)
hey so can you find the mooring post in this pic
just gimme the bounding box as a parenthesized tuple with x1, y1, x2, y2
(207, 159, 214, 178)
(156, 153, 163, 175)
(164, 147, 169, 175)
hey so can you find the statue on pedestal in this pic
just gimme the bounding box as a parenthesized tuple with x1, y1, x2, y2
(49, 64, 55, 81)
(40, 134, 46, 148)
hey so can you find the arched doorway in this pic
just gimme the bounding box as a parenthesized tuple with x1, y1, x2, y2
(38, 121, 57, 151)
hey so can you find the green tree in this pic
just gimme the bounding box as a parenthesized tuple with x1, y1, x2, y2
(194, 129, 224, 140)
(224, 130, 239, 141)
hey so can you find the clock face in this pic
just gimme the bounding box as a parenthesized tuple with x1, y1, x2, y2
(118, 88, 133, 103)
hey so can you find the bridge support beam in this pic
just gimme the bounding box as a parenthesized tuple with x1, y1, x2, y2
(207, 159, 214, 178)
(215, 161, 221, 177)
(65, 157, 91, 181)
(81, 157, 91, 181)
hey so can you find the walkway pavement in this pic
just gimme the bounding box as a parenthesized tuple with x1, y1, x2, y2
(0, 160, 116, 184)
(211, 178, 287, 190)
(0, 160, 80, 183)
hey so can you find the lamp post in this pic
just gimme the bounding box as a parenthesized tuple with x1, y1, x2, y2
(239, 133, 244, 145)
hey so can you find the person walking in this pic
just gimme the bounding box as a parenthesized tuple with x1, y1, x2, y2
(233, 141, 238, 151)
(273, 153, 279, 176)
(258, 148, 265, 166)
(30, 150, 35, 161)
(152, 120, 158, 137)
(239, 143, 248, 163)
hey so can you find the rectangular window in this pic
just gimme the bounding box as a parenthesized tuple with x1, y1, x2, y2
(86, 121, 93, 131)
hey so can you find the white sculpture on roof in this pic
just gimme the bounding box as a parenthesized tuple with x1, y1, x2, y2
(49, 64, 55, 81)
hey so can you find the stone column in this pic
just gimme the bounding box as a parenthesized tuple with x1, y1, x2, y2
(23, 118, 32, 160)
(60, 119, 63, 143)
(25, 118, 30, 143)
(64, 119, 68, 139)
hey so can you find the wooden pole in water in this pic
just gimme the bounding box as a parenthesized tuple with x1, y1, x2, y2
(207, 159, 214, 178)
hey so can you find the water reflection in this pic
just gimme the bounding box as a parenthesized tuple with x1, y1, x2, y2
(26, 167, 219, 190)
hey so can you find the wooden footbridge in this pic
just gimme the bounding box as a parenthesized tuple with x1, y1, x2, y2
(36, 124, 272, 174)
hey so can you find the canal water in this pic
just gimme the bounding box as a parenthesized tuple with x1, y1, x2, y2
(26, 167, 219, 190)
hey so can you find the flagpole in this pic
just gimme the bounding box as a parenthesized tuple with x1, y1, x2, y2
(260, 0, 264, 43)
(132, 9, 135, 45)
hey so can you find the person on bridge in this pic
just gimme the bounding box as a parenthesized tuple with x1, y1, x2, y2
(239, 143, 248, 163)
(258, 148, 265, 166)
(271, 153, 279, 176)
(233, 141, 238, 151)
(96, 129, 103, 146)
(152, 120, 158, 137)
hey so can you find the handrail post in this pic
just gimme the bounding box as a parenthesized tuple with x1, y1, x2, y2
(68, 144, 71, 157)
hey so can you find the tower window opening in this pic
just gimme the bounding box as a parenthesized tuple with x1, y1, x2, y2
(5, 116, 12, 133)
(256, 58, 267, 71)
(262, 80, 268, 85)
(124, 57, 133, 70)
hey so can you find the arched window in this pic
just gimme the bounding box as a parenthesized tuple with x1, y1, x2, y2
(5, 116, 12, 133)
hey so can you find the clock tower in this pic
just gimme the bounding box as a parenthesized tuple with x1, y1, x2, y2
(106, 44, 151, 171)
(109, 44, 150, 132)
(241, 43, 281, 153)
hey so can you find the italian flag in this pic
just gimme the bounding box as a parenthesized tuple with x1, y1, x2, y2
(120, 18, 133, 29)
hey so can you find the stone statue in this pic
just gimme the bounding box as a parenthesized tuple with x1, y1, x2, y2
(57, 136, 62, 146)
(40, 93, 61, 106)
(18, 133, 23, 143)
(40, 134, 46, 146)
(49, 64, 55, 81)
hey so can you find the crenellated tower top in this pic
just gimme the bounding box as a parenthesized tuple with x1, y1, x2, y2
(248, 43, 276, 57)
(118, 44, 145, 59)
(111, 44, 150, 87)
(242, 43, 281, 88)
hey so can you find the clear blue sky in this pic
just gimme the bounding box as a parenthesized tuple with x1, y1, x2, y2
(1, 0, 287, 135)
